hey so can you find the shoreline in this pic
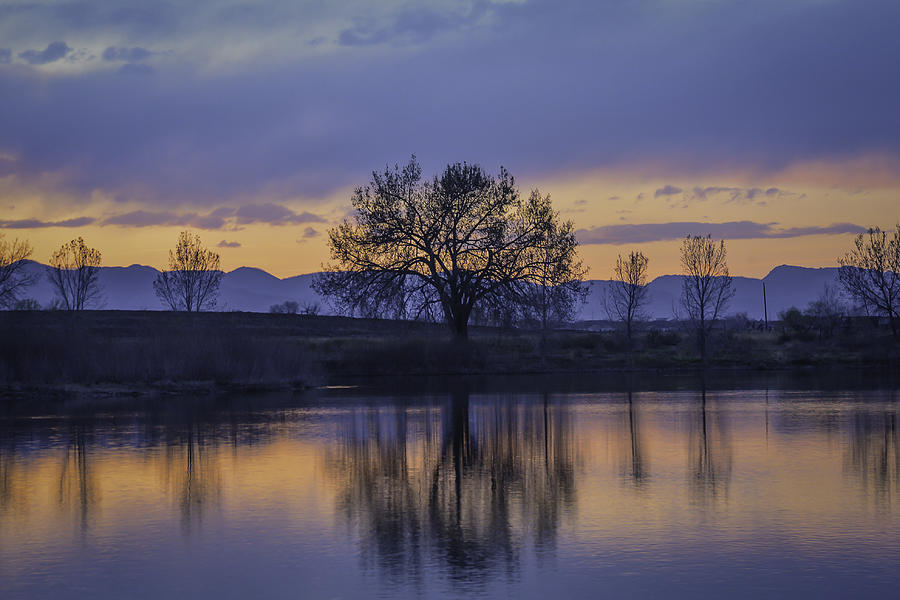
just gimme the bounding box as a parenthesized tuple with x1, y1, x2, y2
(1, 310, 897, 396)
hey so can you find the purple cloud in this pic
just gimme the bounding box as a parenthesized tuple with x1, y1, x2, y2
(689, 186, 792, 204)
(217, 240, 241, 248)
(102, 46, 152, 62)
(95, 204, 325, 229)
(234, 203, 326, 226)
(576, 221, 867, 245)
(0, 217, 95, 229)
(338, 3, 490, 47)
(0, 0, 898, 207)
(654, 185, 683, 198)
(18, 41, 70, 65)
(101, 210, 227, 230)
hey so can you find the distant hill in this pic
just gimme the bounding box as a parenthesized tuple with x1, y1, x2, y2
(15, 261, 839, 320)
(17, 261, 322, 313)
(578, 265, 840, 321)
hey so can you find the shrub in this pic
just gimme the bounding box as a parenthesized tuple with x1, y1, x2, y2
(646, 329, 681, 348)
(269, 300, 300, 314)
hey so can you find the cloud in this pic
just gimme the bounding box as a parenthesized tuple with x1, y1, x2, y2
(95, 204, 325, 229)
(654, 185, 682, 198)
(576, 221, 867, 245)
(1, 0, 899, 207)
(217, 240, 241, 248)
(0, 217, 95, 229)
(234, 203, 326, 225)
(18, 41, 70, 65)
(302, 226, 320, 238)
(0, 48, 10, 64)
(102, 46, 152, 62)
(338, 3, 490, 47)
(100, 210, 227, 230)
(688, 186, 797, 204)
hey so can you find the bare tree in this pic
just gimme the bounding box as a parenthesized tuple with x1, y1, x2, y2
(838, 225, 900, 338)
(680, 235, 734, 364)
(605, 250, 650, 353)
(314, 157, 586, 340)
(805, 283, 846, 339)
(269, 300, 299, 314)
(154, 231, 223, 312)
(47, 237, 103, 310)
(0, 234, 36, 308)
(518, 190, 587, 329)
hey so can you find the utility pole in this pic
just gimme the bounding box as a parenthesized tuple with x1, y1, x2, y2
(762, 281, 769, 331)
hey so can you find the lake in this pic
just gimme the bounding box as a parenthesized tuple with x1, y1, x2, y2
(1, 373, 899, 598)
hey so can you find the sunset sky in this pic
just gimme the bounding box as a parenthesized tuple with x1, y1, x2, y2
(1, 0, 898, 279)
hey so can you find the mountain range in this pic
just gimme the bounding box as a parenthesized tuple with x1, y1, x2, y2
(16, 261, 839, 321)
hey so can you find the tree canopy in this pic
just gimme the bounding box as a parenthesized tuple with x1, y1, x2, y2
(47, 237, 103, 310)
(154, 231, 223, 312)
(606, 250, 650, 348)
(0, 234, 35, 309)
(314, 157, 585, 338)
(838, 225, 900, 337)
(679, 235, 734, 363)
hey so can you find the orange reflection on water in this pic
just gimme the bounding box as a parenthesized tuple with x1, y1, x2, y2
(1, 388, 900, 597)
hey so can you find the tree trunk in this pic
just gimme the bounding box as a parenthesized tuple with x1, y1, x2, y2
(447, 304, 470, 341)
(626, 319, 633, 369)
(698, 327, 707, 367)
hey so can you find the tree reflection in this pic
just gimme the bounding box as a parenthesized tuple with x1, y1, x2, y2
(57, 421, 98, 533)
(846, 408, 900, 509)
(325, 391, 577, 586)
(617, 387, 648, 487)
(161, 422, 222, 535)
(688, 387, 732, 504)
(0, 420, 22, 513)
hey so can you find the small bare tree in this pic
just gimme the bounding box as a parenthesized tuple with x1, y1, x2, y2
(0, 233, 36, 308)
(269, 300, 299, 314)
(47, 237, 103, 310)
(838, 225, 900, 338)
(154, 231, 223, 312)
(680, 235, 734, 364)
(606, 250, 650, 354)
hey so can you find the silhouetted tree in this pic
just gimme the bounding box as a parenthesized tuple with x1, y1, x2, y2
(314, 157, 585, 339)
(269, 300, 299, 314)
(838, 225, 900, 337)
(679, 235, 734, 364)
(605, 250, 650, 354)
(0, 233, 36, 308)
(12, 298, 41, 311)
(154, 231, 223, 312)
(300, 302, 320, 316)
(778, 306, 812, 340)
(805, 283, 846, 339)
(47, 237, 103, 310)
(518, 190, 587, 329)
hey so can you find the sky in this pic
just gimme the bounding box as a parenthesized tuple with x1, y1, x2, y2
(1, 0, 898, 279)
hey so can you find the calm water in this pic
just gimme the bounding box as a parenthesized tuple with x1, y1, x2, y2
(2, 376, 900, 599)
